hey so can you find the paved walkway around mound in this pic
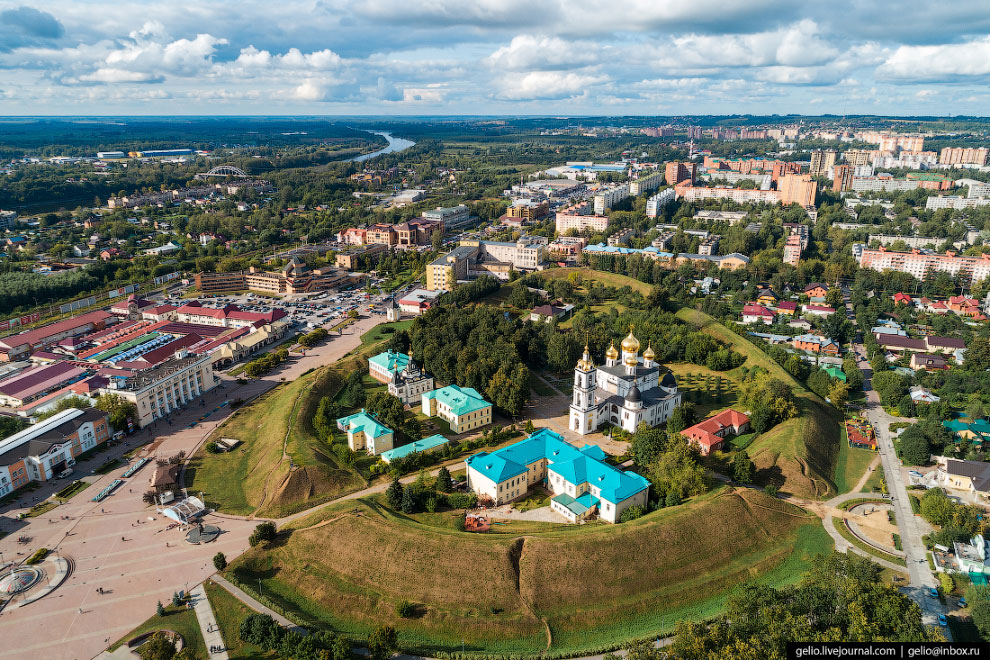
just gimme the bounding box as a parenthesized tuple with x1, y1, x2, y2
(190, 583, 229, 660)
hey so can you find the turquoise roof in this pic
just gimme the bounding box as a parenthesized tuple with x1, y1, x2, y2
(465, 428, 650, 504)
(369, 350, 410, 373)
(423, 384, 490, 415)
(552, 492, 600, 516)
(820, 366, 847, 382)
(336, 410, 392, 439)
(379, 434, 448, 462)
(944, 420, 970, 434)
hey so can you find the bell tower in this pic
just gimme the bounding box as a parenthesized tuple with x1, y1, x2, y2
(569, 344, 597, 435)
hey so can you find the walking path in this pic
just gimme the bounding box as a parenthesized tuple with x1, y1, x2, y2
(190, 583, 228, 660)
(210, 574, 306, 635)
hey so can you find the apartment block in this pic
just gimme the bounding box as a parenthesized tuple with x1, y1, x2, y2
(810, 150, 837, 177)
(777, 174, 818, 207)
(593, 184, 630, 214)
(859, 247, 990, 283)
(555, 201, 609, 233)
(665, 162, 697, 186)
(939, 147, 989, 166)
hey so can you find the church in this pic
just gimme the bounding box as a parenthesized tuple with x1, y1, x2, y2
(569, 327, 682, 435)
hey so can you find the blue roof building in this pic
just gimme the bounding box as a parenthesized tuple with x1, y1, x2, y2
(379, 434, 449, 463)
(465, 428, 650, 523)
(336, 409, 394, 456)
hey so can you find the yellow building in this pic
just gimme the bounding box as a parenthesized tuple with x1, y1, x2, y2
(422, 384, 492, 434)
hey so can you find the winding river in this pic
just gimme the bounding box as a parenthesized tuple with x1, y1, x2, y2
(349, 130, 416, 162)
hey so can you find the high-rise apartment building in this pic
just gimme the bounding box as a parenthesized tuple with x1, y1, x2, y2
(833, 164, 854, 192)
(939, 147, 990, 166)
(778, 174, 818, 207)
(665, 162, 697, 186)
(810, 150, 837, 177)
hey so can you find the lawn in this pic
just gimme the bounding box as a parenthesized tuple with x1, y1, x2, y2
(529, 372, 557, 397)
(204, 580, 276, 660)
(228, 487, 831, 658)
(539, 267, 653, 296)
(54, 480, 90, 502)
(359, 320, 413, 347)
(831, 516, 907, 566)
(513, 488, 552, 512)
(833, 430, 877, 495)
(675, 308, 842, 500)
(109, 602, 207, 657)
(187, 327, 409, 518)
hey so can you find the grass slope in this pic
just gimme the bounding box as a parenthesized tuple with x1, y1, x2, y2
(675, 307, 842, 500)
(204, 580, 276, 660)
(538, 267, 653, 295)
(109, 603, 206, 656)
(186, 329, 404, 518)
(228, 487, 830, 658)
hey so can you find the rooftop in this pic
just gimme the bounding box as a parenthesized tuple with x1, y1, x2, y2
(424, 384, 491, 416)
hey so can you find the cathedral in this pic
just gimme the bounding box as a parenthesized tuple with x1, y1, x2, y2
(569, 327, 682, 435)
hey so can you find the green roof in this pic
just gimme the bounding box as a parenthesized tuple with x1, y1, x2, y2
(369, 350, 410, 374)
(336, 410, 392, 439)
(820, 366, 846, 382)
(379, 434, 448, 463)
(423, 384, 490, 416)
(552, 492, 600, 516)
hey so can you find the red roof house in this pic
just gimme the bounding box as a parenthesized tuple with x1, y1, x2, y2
(682, 409, 751, 455)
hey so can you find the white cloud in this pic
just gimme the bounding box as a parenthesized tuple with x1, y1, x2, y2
(78, 68, 163, 83)
(495, 71, 607, 100)
(487, 35, 599, 71)
(878, 37, 990, 80)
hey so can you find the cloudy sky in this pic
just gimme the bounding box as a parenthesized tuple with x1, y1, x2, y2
(1, 0, 989, 116)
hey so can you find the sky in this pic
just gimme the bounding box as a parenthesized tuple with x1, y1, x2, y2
(1, 1, 990, 116)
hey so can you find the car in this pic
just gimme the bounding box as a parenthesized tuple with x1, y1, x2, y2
(938, 614, 947, 627)
(929, 587, 939, 599)
(960, 597, 968, 607)
(57, 468, 73, 479)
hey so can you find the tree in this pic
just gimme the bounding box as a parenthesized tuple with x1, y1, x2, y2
(386, 477, 403, 509)
(366, 391, 406, 434)
(632, 424, 667, 467)
(920, 489, 955, 527)
(171, 591, 181, 607)
(828, 381, 849, 409)
(368, 625, 398, 660)
(248, 522, 277, 547)
(436, 466, 453, 493)
(897, 393, 916, 418)
(731, 451, 755, 484)
(239, 613, 284, 648)
(648, 438, 708, 501)
(138, 631, 178, 660)
(899, 427, 931, 466)
(547, 332, 580, 373)
(665, 403, 696, 436)
(95, 393, 138, 431)
(213, 552, 227, 572)
(400, 485, 417, 514)
(156, 600, 165, 617)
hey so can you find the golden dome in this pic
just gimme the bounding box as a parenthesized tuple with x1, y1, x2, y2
(605, 341, 619, 360)
(624, 354, 638, 367)
(621, 326, 640, 353)
(577, 344, 594, 371)
(643, 344, 656, 361)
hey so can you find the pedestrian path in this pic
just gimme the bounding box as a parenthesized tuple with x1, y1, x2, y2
(190, 583, 229, 660)
(210, 573, 307, 635)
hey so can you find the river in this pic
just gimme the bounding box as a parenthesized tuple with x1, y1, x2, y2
(348, 130, 416, 162)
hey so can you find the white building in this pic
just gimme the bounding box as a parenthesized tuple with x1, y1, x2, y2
(593, 184, 630, 214)
(926, 196, 990, 211)
(645, 188, 676, 218)
(422, 205, 470, 227)
(569, 329, 681, 435)
(629, 171, 664, 196)
(465, 427, 650, 523)
(386, 354, 435, 406)
(103, 353, 218, 428)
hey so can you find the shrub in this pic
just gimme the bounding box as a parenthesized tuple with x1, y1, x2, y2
(25, 548, 48, 565)
(205, 441, 220, 454)
(248, 522, 277, 547)
(445, 492, 478, 509)
(395, 600, 415, 617)
(213, 552, 227, 572)
(618, 505, 646, 523)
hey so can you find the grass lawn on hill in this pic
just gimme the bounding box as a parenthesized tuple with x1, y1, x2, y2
(186, 331, 405, 518)
(204, 580, 277, 660)
(359, 320, 414, 347)
(833, 424, 877, 495)
(109, 602, 206, 656)
(538, 267, 654, 296)
(228, 486, 831, 658)
(675, 307, 842, 500)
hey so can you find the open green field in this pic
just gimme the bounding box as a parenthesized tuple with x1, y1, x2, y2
(539, 267, 653, 296)
(109, 602, 206, 656)
(227, 486, 831, 658)
(675, 308, 842, 500)
(833, 431, 877, 495)
(359, 320, 413, 347)
(204, 580, 276, 660)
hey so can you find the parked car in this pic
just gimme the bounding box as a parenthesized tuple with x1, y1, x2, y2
(938, 614, 947, 627)
(929, 587, 939, 599)
(57, 468, 73, 479)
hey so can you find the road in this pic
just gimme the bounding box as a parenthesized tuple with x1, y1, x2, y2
(852, 335, 950, 635)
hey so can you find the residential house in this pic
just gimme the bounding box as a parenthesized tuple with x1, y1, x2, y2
(893, 292, 913, 306)
(380, 434, 449, 464)
(792, 334, 841, 355)
(741, 304, 775, 325)
(756, 289, 779, 306)
(682, 409, 750, 455)
(776, 301, 797, 315)
(336, 410, 394, 456)
(803, 304, 836, 317)
(804, 283, 829, 299)
(530, 304, 573, 324)
(910, 353, 949, 371)
(422, 384, 492, 434)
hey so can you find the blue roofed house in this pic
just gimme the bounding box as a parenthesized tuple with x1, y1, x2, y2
(422, 384, 492, 433)
(368, 350, 410, 384)
(336, 409, 394, 456)
(380, 434, 449, 464)
(465, 428, 650, 523)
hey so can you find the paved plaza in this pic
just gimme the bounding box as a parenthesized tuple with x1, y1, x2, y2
(0, 313, 383, 660)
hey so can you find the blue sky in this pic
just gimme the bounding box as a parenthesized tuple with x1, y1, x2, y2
(1, 1, 990, 115)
